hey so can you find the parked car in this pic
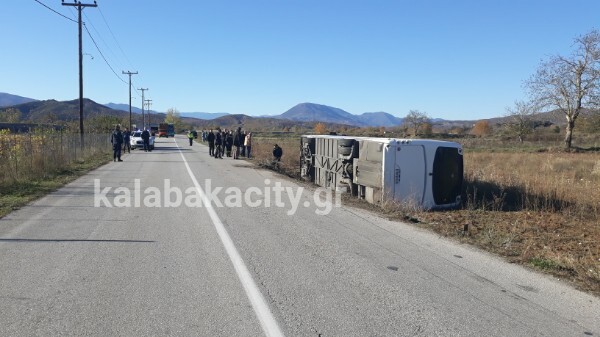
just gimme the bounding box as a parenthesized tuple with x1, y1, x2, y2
(130, 131, 155, 150)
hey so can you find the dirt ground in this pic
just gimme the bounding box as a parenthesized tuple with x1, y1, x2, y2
(385, 207, 600, 296)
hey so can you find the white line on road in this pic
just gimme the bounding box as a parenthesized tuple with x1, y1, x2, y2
(175, 138, 285, 337)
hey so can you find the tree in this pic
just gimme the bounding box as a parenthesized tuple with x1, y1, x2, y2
(421, 122, 433, 136)
(403, 110, 430, 136)
(505, 100, 537, 142)
(0, 108, 22, 123)
(526, 29, 600, 149)
(471, 120, 492, 137)
(314, 122, 326, 134)
(165, 108, 183, 132)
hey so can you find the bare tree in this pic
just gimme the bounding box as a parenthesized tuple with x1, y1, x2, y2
(526, 29, 600, 149)
(505, 100, 537, 142)
(403, 110, 430, 136)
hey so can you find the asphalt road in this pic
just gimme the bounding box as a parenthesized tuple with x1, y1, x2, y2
(1, 135, 598, 337)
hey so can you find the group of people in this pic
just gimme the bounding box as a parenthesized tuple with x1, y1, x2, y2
(202, 127, 252, 160)
(110, 125, 152, 162)
(112, 124, 283, 164)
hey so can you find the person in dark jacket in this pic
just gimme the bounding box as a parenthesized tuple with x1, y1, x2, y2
(111, 125, 124, 162)
(233, 127, 243, 159)
(122, 127, 131, 154)
(240, 131, 247, 157)
(273, 144, 283, 161)
(225, 131, 233, 157)
(141, 128, 151, 152)
(207, 129, 215, 156)
(214, 129, 223, 159)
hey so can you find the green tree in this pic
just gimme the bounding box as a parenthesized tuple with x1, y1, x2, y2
(165, 108, 183, 132)
(0, 108, 22, 123)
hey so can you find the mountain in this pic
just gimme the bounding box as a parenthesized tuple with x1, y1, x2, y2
(104, 103, 229, 120)
(103, 103, 150, 114)
(180, 112, 229, 120)
(278, 103, 366, 126)
(356, 112, 403, 127)
(2, 98, 130, 122)
(277, 103, 408, 127)
(0, 92, 37, 107)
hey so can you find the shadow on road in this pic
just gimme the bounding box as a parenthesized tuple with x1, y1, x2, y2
(0, 238, 155, 243)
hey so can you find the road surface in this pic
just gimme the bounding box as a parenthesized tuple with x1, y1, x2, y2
(1, 135, 598, 336)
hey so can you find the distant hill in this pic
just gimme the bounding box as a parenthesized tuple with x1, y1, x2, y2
(0, 92, 37, 107)
(278, 103, 366, 126)
(103, 103, 156, 114)
(2, 98, 129, 122)
(356, 112, 403, 127)
(180, 112, 229, 120)
(277, 103, 409, 127)
(188, 113, 351, 131)
(104, 103, 229, 120)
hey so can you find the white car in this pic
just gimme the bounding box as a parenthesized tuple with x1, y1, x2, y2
(130, 131, 155, 150)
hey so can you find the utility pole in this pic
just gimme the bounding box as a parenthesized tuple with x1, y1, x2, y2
(62, 0, 97, 151)
(145, 99, 153, 126)
(138, 88, 148, 129)
(122, 70, 138, 130)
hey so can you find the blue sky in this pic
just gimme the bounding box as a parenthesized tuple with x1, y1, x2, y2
(2, 0, 599, 120)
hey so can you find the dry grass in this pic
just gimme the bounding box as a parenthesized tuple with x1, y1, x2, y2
(251, 135, 600, 295)
(250, 137, 301, 178)
(0, 129, 112, 218)
(0, 129, 110, 183)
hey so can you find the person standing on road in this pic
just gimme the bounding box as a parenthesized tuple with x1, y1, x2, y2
(207, 129, 215, 156)
(233, 127, 242, 159)
(141, 128, 151, 152)
(244, 132, 253, 159)
(122, 127, 131, 154)
(240, 130, 247, 157)
(187, 130, 194, 146)
(111, 125, 124, 162)
(214, 129, 223, 159)
(225, 130, 233, 157)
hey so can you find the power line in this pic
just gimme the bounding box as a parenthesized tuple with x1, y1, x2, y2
(83, 11, 121, 68)
(83, 23, 127, 85)
(98, 6, 136, 70)
(33, 0, 77, 23)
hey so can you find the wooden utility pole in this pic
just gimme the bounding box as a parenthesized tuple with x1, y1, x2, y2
(122, 71, 138, 131)
(145, 99, 153, 126)
(61, 0, 97, 150)
(138, 88, 148, 129)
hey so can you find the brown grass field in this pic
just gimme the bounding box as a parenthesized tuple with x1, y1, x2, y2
(250, 136, 600, 296)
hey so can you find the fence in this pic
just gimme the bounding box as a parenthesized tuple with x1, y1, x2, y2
(0, 128, 110, 184)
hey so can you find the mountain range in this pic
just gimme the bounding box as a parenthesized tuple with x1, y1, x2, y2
(0, 92, 460, 127)
(0, 92, 37, 107)
(278, 103, 404, 127)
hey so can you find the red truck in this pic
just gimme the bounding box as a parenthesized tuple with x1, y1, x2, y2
(158, 123, 168, 137)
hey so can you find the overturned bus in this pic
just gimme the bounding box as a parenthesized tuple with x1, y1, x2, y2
(300, 135, 463, 210)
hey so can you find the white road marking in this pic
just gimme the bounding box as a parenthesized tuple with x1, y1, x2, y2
(175, 138, 285, 337)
